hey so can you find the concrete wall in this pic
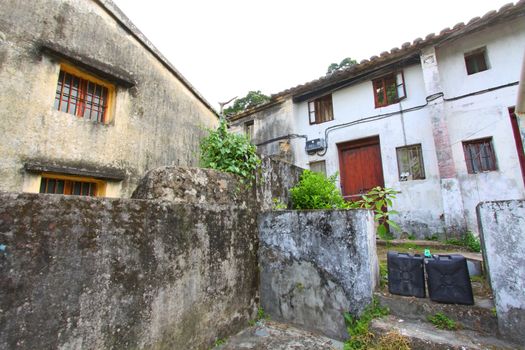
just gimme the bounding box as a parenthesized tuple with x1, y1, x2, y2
(477, 200, 525, 346)
(258, 209, 378, 340)
(0, 167, 258, 349)
(0, 0, 218, 197)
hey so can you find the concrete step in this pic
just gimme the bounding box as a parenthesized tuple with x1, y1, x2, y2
(370, 315, 519, 350)
(375, 292, 498, 336)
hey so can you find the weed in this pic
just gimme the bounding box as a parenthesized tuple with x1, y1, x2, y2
(470, 275, 484, 283)
(272, 198, 287, 210)
(427, 312, 457, 330)
(492, 307, 497, 317)
(374, 331, 411, 350)
(407, 233, 416, 240)
(379, 261, 388, 288)
(343, 298, 389, 350)
(445, 232, 481, 252)
(290, 170, 348, 209)
(212, 338, 226, 348)
(248, 306, 270, 326)
(425, 234, 439, 241)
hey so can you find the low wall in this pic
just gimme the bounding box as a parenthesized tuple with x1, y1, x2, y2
(477, 200, 525, 346)
(258, 209, 378, 340)
(0, 167, 258, 350)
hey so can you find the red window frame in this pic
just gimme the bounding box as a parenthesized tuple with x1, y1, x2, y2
(372, 71, 406, 108)
(462, 138, 497, 173)
(54, 67, 112, 123)
(308, 94, 334, 124)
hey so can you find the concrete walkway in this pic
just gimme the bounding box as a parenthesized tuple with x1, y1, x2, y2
(217, 321, 344, 350)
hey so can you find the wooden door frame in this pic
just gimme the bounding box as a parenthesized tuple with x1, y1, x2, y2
(509, 107, 525, 187)
(337, 135, 385, 199)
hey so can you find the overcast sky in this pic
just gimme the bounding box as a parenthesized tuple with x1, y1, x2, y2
(112, 0, 513, 110)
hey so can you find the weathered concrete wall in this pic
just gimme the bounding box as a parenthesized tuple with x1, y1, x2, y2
(256, 156, 303, 211)
(258, 209, 378, 340)
(0, 0, 217, 197)
(477, 200, 525, 346)
(0, 168, 258, 349)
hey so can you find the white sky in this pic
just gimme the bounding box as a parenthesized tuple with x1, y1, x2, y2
(112, 0, 513, 110)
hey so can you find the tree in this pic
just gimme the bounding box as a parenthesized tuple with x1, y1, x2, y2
(223, 90, 270, 116)
(326, 57, 358, 75)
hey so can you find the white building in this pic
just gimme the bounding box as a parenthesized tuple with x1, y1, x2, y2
(228, 2, 525, 238)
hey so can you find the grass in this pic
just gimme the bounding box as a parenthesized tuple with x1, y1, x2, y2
(427, 312, 458, 330)
(379, 261, 388, 288)
(444, 231, 481, 252)
(343, 298, 389, 350)
(374, 331, 411, 350)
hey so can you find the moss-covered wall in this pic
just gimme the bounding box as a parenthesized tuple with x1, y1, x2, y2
(0, 168, 258, 349)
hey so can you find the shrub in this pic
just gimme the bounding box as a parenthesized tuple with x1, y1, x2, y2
(199, 119, 261, 184)
(445, 231, 481, 252)
(290, 170, 348, 209)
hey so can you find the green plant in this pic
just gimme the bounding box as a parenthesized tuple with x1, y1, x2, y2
(348, 187, 400, 240)
(427, 312, 457, 330)
(272, 198, 287, 210)
(290, 170, 349, 209)
(425, 234, 439, 241)
(407, 233, 416, 240)
(212, 338, 226, 348)
(445, 231, 481, 252)
(248, 306, 270, 326)
(379, 261, 388, 288)
(343, 298, 389, 350)
(200, 119, 261, 185)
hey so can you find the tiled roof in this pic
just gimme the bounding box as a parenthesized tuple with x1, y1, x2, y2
(229, 1, 524, 120)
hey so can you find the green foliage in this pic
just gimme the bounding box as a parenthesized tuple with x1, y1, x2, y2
(344, 298, 389, 350)
(223, 90, 270, 116)
(212, 338, 226, 348)
(290, 170, 349, 209)
(248, 306, 270, 326)
(379, 261, 388, 289)
(327, 57, 358, 74)
(445, 231, 481, 252)
(427, 312, 457, 330)
(200, 119, 261, 184)
(272, 198, 287, 210)
(407, 233, 416, 240)
(425, 234, 439, 241)
(348, 187, 400, 240)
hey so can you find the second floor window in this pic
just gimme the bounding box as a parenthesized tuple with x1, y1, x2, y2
(373, 72, 406, 108)
(463, 138, 497, 173)
(464, 47, 489, 75)
(308, 94, 333, 124)
(54, 65, 114, 123)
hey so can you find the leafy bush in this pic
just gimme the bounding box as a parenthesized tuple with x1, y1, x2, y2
(348, 187, 400, 240)
(200, 119, 261, 184)
(290, 170, 348, 209)
(427, 312, 457, 330)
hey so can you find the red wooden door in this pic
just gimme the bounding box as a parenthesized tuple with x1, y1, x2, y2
(338, 136, 385, 201)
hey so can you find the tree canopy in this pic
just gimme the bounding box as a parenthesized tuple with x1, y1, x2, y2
(223, 90, 270, 116)
(326, 57, 358, 75)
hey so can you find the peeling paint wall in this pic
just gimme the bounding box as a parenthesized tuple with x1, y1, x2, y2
(0, 0, 218, 197)
(0, 167, 258, 350)
(477, 200, 525, 346)
(258, 209, 378, 340)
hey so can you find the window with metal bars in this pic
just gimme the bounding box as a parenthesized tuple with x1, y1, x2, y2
(54, 67, 112, 123)
(39, 177, 99, 196)
(372, 71, 406, 108)
(462, 138, 497, 173)
(396, 144, 425, 180)
(308, 94, 334, 124)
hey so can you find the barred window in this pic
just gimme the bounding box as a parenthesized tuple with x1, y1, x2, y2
(54, 65, 114, 123)
(396, 144, 425, 181)
(463, 138, 497, 173)
(39, 175, 105, 196)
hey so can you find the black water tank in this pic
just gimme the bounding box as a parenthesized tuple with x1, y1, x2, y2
(425, 254, 474, 305)
(387, 251, 426, 298)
